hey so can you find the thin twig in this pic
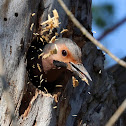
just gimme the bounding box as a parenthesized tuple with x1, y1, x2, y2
(98, 17, 126, 41)
(105, 99, 126, 126)
(57, 0, 126, 68)
(0, 46, 17, 125)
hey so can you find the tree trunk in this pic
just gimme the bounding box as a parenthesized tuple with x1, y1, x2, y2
(107, 57, 126, 126)
(0, 0, 117, 126)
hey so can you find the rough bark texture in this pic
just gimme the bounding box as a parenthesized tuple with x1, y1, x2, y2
(0, 0, 118, 126)
(107, 57, 126, 126)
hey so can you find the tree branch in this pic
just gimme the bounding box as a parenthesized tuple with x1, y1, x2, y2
(105, 99, 126, 126)
(98, 17, 126, 41)
(57, 0, 126, 68)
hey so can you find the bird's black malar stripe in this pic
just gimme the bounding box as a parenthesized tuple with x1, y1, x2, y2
(53, 60, 67, 68)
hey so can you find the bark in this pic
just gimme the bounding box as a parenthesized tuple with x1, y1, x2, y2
(0, 0, 117, 126)
(107, 57, 126, 126)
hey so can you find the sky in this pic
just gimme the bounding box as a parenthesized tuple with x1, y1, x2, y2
(92, 0, 126, 68)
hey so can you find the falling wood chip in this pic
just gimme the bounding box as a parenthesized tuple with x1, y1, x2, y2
(49, 36, 56, 43)
(37, 63, 42, 72)
(60, 29, 68, 34)
(53, 94, 58, 103)
(88, 92, 91, 94)
(82, 77, 89, 85)
(38, 52, 44, 59)
(72, 76, 79, 87)
(55, 85, 63, 87)
(31, 46, 35, 48)
(53, 9, 59, 19)
(44, 87, 48, 94)
(40, 74, 43, 80)
(32, 64, 35, 68)
(53, 106, 57, 109)
(40, 79, 44, 84)
(42, 45, 57, 59)
(99, 70, 102, 74)
(40, 9, 61, 43)
(72, 115, 77, 117)
(40, 37, 43, 42)
(34, 75, 38, 78)
(55, 32, 59, 36)
(31, 13, 35, 16)
(30, 23, 34, 31)
(42, 53, 50, 59)
(33, 33, 39, 36)
(93, 31, 96, 33)
(39, 48, 43, 52)
(38, 9, 69, 46)
(31, 57, 35, 60)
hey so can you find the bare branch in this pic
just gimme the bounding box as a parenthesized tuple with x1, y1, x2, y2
(105, 99, 126, 126)
(98, 17, 126, 41)
(57, 0, 126, 68)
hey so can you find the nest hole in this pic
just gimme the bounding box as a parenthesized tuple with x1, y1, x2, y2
(26, 35, 63, 94)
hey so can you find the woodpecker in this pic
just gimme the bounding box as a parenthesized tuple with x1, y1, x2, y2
(27, 38, 91, 93)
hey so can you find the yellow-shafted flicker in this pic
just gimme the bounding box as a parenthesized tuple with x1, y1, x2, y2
(27, 38, 92, 93)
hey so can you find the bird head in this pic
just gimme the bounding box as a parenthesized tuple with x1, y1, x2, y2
(42, 38, 92, 84)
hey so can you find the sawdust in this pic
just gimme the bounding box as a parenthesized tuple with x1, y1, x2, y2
(72, 76, 79, 87)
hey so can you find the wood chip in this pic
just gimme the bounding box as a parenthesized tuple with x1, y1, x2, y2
(38, 9, 61, 45)
(40, 9, 60, 36)
(31, 57, 35, 60)
(30, 23, 34, 31)
(54, 44, 58, 51)
(42, 53, 50, 59)
(60, 29, 68, 34)
(37, 63, 42, 72)
(32, 64, 35, 68)
(93, 31, 96, 33)
(31, 13, 35, 16)
(42, 35, 49, 42)
(72, 76, 79, 87)
(39, 48, 43, 52)
(53, 94, 60, 103)
(55, 32, 59, 36)
(72, 115, 77, 117)
(82, 77, 89, 85)
(88, 92, 91, 94)
(40, 79, 44, 84)
(53, 9, 59, 19)
(44, 87, 48, 94)
(42, 46, 57, 59)
(40, 74, 43, 80)
(40, 37, 43, 42)
(33, 33, 39, 36)
(55, 85, 63, 87)
(34, 75, 38, 78)
(38, 52, 44, 59)
(99, 70, 102, 74)
(50, 46, 57, 55)
(49, 36, 56, 43)
(53, 106, 57, 109)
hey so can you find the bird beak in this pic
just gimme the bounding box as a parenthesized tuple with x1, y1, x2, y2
(69, 62, 92, 85)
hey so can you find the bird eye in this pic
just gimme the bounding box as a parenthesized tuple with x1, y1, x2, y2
(62, 50, 67, 56)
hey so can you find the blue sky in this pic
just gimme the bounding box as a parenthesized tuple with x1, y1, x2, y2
(92, 0, 126, 68)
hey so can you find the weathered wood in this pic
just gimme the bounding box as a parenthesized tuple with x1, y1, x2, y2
(0, 0, 118, 126)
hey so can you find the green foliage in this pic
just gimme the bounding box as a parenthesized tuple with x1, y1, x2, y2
(92, 4, 114, 29)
